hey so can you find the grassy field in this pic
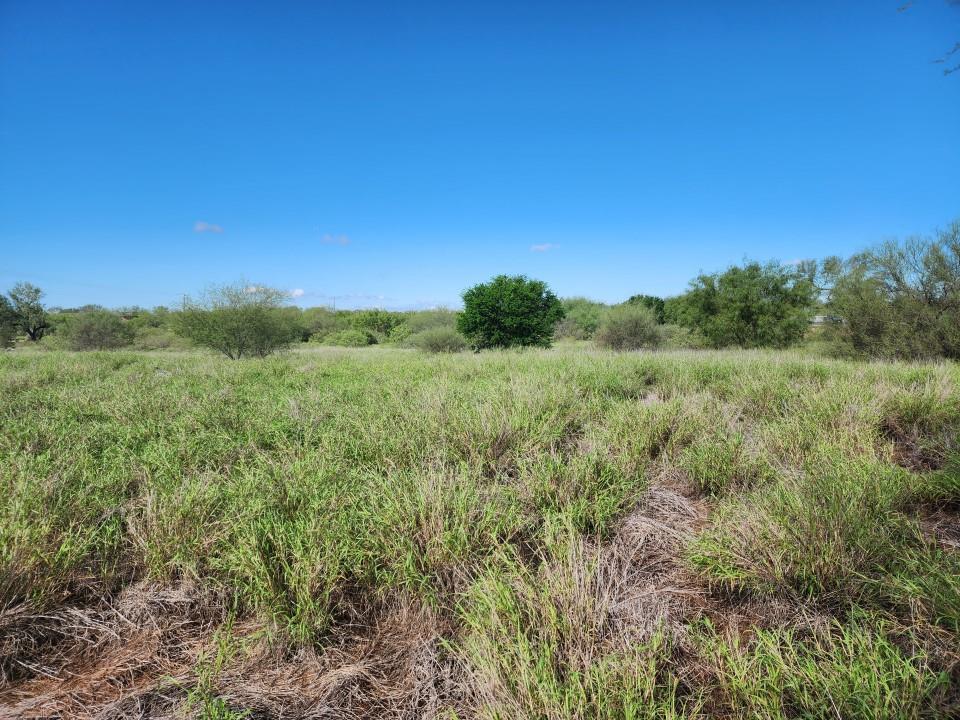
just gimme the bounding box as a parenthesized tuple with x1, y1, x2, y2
(0, 346, 958, 718)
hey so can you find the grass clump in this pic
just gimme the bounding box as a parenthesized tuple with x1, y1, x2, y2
(698, 613, 947, 719)
(456, 534, 698, 719)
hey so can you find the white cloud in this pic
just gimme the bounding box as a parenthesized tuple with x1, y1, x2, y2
(290, 288, 305, 298)
(320, 233, 351, 246)
(194, 221, 224, 233)
(530, 243, 557, 252)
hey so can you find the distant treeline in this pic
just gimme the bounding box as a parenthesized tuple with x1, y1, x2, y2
(3, 300, 465, 354)
(2, 220, 957, 360)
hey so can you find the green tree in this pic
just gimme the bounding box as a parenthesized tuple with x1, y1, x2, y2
(625, 294, 666, 324)
(670, 262, 816, 348)
(8, 282, 50, 341)
(176, 283, 301, 359)
(824, 222, 960, 359)
(457, 275, 564, 349)
(63, 311, 135, 351)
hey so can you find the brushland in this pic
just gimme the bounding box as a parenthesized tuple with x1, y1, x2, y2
(0, 347, 958, 718)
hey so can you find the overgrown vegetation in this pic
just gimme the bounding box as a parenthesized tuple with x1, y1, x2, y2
(0, 347, 957, 717)
(594, 303, 662, 350)
(176, 283, 302, 359)
(4, 221, 957, 361)
(819, 221, 960, 360)
(665, 261, 817, 349)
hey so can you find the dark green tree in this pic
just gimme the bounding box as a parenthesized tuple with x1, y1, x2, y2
(8, 282, 49, 341)
(457, 275, 565, 349)
(669, 262, 816, 348)
(176, 283, 302, 359)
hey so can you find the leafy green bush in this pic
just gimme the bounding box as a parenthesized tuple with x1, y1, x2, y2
(351, 309, 405, 342)
(302, 307, 350, 341)
(325, 328, 375, 347)
(176, 283, 301, 359)
(63, 311, 135, 351)
(657, 323, 708, 349)
(458, 274, 564, 349)
(406, 327, 467, 353)
(667, 261, 816, 348)
(594, 304, 661, 350)
(555, 298, 608, 340)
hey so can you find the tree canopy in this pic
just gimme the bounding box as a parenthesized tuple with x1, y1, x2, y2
(667, 262, 816, 348)
(822, 221, 960, 359)
(8, 282, 49, 341)
(457, 275, 565, 349)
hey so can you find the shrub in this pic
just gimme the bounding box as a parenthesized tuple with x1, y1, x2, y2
(625, 294, 665, 324)
(406, 327, 467, 353)
(302, 307, 350, 340)
(63, 311, 135, 351)
(325, 328, 375, 347)
(352, 309, 405, 342)
(175, 283, 301, 359)
(132, 326, 190, 351)
(657, 323, 708, 349)
(594, 304, 661, 350)
(822, 222, 960, 360)
(667, 261, 816, 348)
(458, 275, 565, 349)
(555, 298, 608, 340)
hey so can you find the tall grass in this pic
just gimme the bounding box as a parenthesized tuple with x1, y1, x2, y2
(0, 347, 957, 716)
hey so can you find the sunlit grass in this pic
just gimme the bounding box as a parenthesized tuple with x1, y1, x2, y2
(0, 346, 957, 716)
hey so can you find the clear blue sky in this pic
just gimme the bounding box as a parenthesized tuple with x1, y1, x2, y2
(1, 1, 958, 310)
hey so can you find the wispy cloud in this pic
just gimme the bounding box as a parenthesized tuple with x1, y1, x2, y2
(290, 288, 305, 298)
(320, 233, 351, 246)
(194, 221, 224, 233)
(530, 243, 557, 252)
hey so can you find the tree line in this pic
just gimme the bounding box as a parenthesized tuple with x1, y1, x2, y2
(2, 221, 957, 360)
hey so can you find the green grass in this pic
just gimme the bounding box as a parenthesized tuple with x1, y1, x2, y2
(0, 346, 957, 717)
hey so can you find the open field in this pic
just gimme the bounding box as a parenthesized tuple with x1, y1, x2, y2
(1, 347, 958, 719)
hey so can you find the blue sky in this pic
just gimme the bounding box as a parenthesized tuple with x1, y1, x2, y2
(1, 0, 958, 310)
